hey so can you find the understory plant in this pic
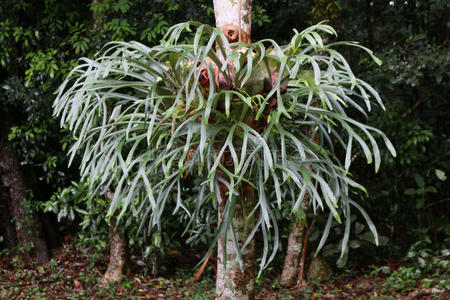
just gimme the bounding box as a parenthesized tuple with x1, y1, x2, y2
(54, 21, 395, 276)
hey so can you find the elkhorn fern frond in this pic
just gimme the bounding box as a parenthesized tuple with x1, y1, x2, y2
(54, 21, 396, 271)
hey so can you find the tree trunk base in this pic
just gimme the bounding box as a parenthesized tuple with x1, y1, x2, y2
(280, 218, 305, 287)
(102, 219, 131, 285)
(0, 113, 48, 264)
(216, 184, 256, 300)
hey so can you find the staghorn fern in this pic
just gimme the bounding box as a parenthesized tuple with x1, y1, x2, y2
(54, 21, 396, 272)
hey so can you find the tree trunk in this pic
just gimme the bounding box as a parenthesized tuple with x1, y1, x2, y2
(214, 0, 252, 44)
(0, 112, 48, 264)
(281, 128, 319, 286)
(280, 213, 307, 286)
(102, 190, 131, 284)
(213, 1, 254, 299)
(216, 184, 256, 300)
(89, 3, 131, 284)
(0, 192, 18, 251)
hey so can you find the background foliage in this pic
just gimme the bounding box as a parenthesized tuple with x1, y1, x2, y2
(0, 0, 448, 276)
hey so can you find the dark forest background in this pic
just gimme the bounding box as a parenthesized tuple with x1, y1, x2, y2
(0, 0, 448, 297)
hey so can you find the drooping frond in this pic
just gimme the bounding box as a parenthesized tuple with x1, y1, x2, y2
(54, 21, 396, 272)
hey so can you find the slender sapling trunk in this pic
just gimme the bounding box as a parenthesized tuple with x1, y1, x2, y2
(102, 190, 132, 284)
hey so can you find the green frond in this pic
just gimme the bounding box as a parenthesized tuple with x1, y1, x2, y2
(54, 21, 395, 273)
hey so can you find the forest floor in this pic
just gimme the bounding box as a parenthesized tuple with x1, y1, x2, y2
(0, 240, 448, 299)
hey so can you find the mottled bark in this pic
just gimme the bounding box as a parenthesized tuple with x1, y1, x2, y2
(281, 127, 319, 287)
(280, 216, 306, 286)
(0, 113, 48, 264)
(216, 184, 256, 300)
(213, 1, 255, 299)
(102, 190, 131, 284)
(213, 0, 252, 44)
